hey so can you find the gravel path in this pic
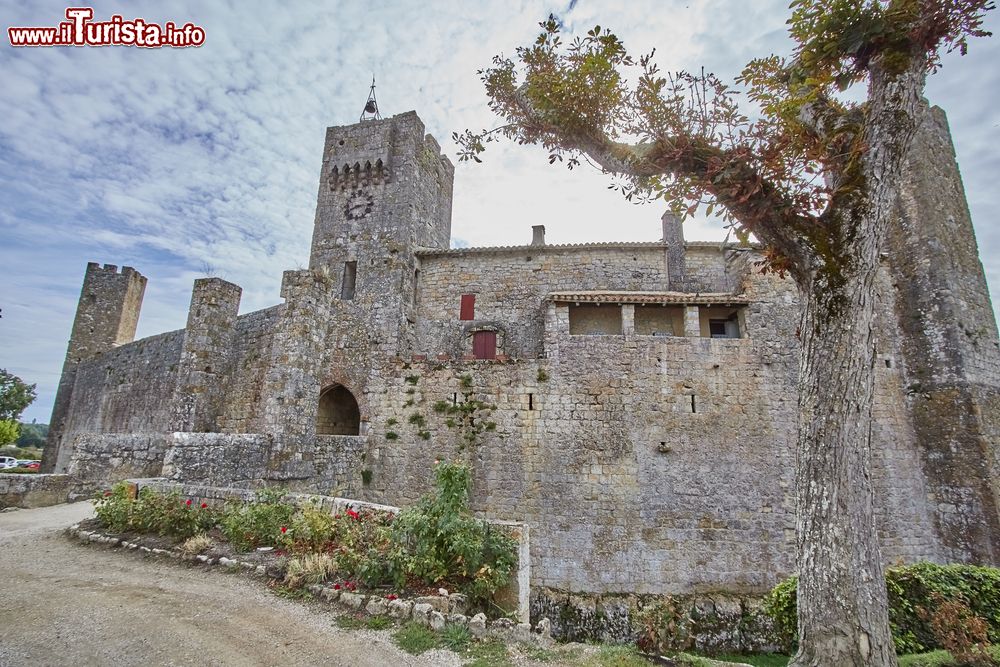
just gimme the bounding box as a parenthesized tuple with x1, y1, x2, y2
(0, 502, 465, 667)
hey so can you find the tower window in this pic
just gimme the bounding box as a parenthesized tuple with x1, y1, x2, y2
(341, 261, 357, 300)
(460, 294, 476, 320)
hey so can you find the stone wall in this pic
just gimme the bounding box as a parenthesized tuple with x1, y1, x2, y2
(0, 473, 75, 509)
(59, 330, 184, 437)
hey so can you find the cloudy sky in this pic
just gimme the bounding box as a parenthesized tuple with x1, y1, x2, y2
(1, 0, 997, 423)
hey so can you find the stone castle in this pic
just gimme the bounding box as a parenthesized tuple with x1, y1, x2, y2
(43, 106, 1000, 605)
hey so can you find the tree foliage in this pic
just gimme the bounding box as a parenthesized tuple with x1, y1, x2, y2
(0, 369, 36, 423)
(455, 0, 992, 275)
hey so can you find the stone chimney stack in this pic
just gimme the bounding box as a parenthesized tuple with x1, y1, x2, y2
(531, 225, 546, 246)
(661, 211, 685, 288)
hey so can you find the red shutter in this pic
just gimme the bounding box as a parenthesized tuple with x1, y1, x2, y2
(473, 331, 496, 360)
(460, 294, 475, 320)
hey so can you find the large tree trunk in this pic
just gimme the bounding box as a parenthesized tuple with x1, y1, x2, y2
(791, 247, 898, 667)
(789, 57, 927, 667)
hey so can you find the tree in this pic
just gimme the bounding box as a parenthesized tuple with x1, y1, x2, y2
(0, 369, 36, 422)
(455, 2, 993, 665)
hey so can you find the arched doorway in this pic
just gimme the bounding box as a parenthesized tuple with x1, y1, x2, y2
(316, 384, 361, 435)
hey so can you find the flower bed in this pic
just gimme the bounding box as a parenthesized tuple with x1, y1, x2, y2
(92, 461, 521, 618)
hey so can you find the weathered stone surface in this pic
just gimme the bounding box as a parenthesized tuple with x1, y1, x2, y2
(320, 587, 341, 603)
(0, 474, 73, 509)
(339, 592, 365, 610)
(387, 599, 412, 619)
(412, 595, 449, 613)
(365, 598, 388, 616)
(412, 602, 433, 627)
(428, 611, 446, 631)
(468, 613, 487, 638)
(447, 613, 468, 628)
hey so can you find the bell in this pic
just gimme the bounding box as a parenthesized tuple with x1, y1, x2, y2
(364, 100, 377, 114)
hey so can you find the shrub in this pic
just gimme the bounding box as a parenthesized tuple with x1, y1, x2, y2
(636, 595, 694, 653)
(219, 487, 295, 551)
(763, 563, 1000, 655)
(387, 461, 518, 608)
(93, 483, 216, 539)
(919, 593, 995, 667)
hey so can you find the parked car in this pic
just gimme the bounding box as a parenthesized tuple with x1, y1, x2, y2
(25, 461, 40, 470)
(0, 456, 18, 469)
(17, 460, 41, 469)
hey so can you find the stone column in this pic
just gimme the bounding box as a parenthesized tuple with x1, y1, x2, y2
(621, 304, 635, 336)
(683, 306, 701, 338)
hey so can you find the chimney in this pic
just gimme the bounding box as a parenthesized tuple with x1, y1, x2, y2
(661, 211, 685, 288)
(531, 225, 546, 246)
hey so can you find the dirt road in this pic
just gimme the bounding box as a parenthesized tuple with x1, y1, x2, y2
(0, 502, 464, 667)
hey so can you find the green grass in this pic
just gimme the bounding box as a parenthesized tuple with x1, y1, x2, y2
(393, 621, 439, 655)
(440, 625, 471, 652)
(366, 615, 394, 630)
(464, 639, 510, 667)
(706, 653, 790, 667)
(334, 614, 367, 631)
(583, 645, 655, 666)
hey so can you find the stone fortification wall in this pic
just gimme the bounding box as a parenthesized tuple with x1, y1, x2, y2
(215, 305, 283, 433)
(60, 330, 185, 437)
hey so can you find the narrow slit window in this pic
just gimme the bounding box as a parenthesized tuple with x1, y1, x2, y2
(528, 393, 534, 410)
(460, 294, 476, 320)
(690, 395, 696, 413)
(341, 261, 357, 300)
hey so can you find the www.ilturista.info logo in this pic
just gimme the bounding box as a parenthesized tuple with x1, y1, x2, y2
(8, 8, 205, 48)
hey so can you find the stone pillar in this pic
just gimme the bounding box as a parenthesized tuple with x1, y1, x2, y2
(621, 304, 635, 336)
(171, 278, 242, 433)
(662, 211, 685, 289)
(45, 263, 147, 473)
(683, 306, 700, 338)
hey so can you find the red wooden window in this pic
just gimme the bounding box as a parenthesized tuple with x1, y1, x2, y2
(460, 294, 476, 320)
(472, 331, 496, 360)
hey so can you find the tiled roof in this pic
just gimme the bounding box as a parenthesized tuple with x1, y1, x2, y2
(546, 291, 750, 305)
(414, 241, 759, 256)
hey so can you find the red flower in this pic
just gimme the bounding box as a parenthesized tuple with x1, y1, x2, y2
(333, 583, 341, 590)
(386, 594, 398, 601)
(276, 549, 285, 557)
(345, 581, 355, 591)
(200, 502, 208, 509)
(346, 509, 360, 521)
(185, 499, 192, 506)
(103, 490, 112, 497)
(280, 526, 287, 534)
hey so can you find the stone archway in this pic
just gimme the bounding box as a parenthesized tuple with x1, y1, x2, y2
(316, 384, 361, 435)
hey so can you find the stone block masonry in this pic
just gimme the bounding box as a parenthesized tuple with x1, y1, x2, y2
(43, 107, 1000, 601)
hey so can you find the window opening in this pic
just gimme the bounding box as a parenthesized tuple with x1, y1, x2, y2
(341, 261, 357, 300)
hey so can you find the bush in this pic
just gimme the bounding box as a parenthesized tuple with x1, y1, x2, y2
(94, 483, 216, 539)
(763, 563, 1000, 655)
(219, 487, 296, 551)
(387, 460, 518, 608)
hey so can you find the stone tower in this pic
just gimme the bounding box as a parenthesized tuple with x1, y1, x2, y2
(43, 263, 147, 472)
(259, 111, 455, 447)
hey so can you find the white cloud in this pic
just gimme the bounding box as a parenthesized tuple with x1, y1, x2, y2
(0, 0, 997, 422)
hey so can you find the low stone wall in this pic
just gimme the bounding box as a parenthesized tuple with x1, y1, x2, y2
(0, 473, 76, 509)
(161, 433, 274, 487)
(68, 433, 170, 482)
(124, 478, 531, 622)
(529, 587, 779, 653)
